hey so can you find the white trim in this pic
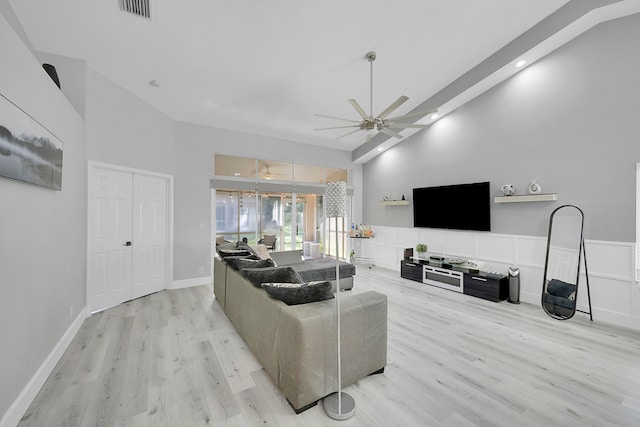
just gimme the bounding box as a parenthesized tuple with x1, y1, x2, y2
(636, 162, 640, 282)
(87, 161, 174, 312)
(171, 276, 212, 290)
(0, 308, 87, 427)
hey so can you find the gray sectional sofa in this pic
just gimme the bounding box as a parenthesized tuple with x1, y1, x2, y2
(213, 256, 388, 413)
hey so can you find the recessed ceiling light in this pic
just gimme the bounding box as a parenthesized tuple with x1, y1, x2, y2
(377, 146, 384, 152)
(515, 60, 527, 68)
(149, 80, 160, 87)
(234, 172, 241, 176)
(430, 113, 439, 120)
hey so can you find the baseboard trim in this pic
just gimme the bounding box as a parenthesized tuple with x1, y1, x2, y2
(171, 276, 212, 290)
(0, 307, 87, 427)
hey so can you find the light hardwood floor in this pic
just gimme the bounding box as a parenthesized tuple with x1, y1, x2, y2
(18, 266, 640, 426)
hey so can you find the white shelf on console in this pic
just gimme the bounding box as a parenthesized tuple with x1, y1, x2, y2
(380, 200, 410, 206)
(494, 193, 558, 203)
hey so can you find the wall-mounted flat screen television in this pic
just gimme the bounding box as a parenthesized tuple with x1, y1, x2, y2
(413, 181, 491, 231)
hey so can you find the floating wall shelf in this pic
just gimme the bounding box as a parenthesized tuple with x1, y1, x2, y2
(494, 193, 558, 203)
(380, 200, 410, 206)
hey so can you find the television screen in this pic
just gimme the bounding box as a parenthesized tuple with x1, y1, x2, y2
(413, 182, 491, 231)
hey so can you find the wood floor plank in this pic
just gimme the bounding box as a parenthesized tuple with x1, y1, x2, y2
(18, 265, 640, 426)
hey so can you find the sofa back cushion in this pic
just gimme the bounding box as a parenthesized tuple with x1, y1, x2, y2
(242, 266, 303, 287)
(236, 257, 276, 271)
(262, 281, 334, 305)
(223, 254, 260, 270)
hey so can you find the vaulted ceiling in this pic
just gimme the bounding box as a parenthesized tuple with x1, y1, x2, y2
(6, 0, 640, 162)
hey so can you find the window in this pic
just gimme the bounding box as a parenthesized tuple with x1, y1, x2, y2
(213, 155, 351, 258)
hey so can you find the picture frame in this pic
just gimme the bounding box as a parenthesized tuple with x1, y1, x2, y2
(0, 93, 63, 190)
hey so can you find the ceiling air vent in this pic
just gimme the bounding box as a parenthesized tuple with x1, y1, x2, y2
(119, 0, 151, 19)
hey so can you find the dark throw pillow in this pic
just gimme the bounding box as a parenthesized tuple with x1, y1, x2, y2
(218, 248, 251, 259)
(241, 266, 303, 287)
(224, 254, 260, 270)
(217, 241, 258, 259)
(262, 281, 334, 305)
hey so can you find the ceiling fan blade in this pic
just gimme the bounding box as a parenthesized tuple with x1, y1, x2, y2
(315, 113, 360, 123)
(314, 125, 360, 131)
(387, 123, 431, 129)
(386, 109, 437, 122)
(376, 96, 409, 119)
(380, 128, 404, 139)
(337, 128, 362, 140)
(348, 99, 370, 120)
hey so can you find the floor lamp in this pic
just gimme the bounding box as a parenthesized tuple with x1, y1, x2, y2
(323, 181, 356, 420)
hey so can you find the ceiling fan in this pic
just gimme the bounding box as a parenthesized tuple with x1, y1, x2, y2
(315, 51, 437, 140)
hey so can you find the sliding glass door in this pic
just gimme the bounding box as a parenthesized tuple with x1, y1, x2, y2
(215, 191, 259, 244)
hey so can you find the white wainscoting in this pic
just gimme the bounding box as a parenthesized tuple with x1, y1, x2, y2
(355, 226, 639, 331)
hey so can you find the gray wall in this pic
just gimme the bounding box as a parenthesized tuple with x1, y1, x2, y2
(0, 14, 86, 420)
(85, 68, 176, 175)
(35, 51, 87, 119)
(363, 13, 640, 242)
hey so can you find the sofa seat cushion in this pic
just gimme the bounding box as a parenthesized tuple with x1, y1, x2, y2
(242, 266, 303, 287)
(293, 258, 356, 282)
(262, 281, 334, 305)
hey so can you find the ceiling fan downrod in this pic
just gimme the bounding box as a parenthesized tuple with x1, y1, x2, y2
(367, 51, 376, 118)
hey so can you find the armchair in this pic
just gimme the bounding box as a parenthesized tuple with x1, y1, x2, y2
(258, 234, 277, 251)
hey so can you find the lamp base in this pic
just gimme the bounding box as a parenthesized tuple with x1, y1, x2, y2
(323, 392, 356, 420)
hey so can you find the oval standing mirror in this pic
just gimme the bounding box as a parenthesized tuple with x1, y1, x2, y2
(541, 205, 591, 320)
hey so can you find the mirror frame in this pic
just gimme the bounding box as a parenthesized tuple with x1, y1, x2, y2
(541, 205, 585, 320)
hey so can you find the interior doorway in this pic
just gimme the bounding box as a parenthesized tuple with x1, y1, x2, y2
(87, 162, 173, 314)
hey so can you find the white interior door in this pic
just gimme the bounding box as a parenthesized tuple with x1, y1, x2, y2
(88, 164, 170, 313)
(132, 174, 167, 299)
(88, 168, 133, 313)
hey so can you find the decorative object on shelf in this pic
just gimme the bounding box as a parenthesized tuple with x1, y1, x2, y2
(528, 177, 542, 194)
(349, 224, 374, 237)
(382, 195, 389, 201)
(323, 181, 356, 420)
(501, 184, 515, 196)
(445, 257, 467, 265)
(416, 243, 427, 259)
(401, 194, 406, 200)
(349, 249, 355, 262)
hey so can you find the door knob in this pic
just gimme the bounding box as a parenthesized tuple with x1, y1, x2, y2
(124, 241, 132, 246)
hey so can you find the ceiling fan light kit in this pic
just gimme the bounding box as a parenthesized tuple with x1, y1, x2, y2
(315, 51, 437, 141)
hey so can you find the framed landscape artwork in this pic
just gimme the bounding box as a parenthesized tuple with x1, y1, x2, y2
(0, 93, 63, 190)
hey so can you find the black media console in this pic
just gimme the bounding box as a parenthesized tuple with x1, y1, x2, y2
(400, 258, 508, 302)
